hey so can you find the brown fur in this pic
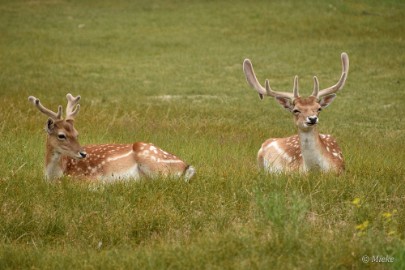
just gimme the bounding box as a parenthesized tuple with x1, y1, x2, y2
(30, 94, 194, 181)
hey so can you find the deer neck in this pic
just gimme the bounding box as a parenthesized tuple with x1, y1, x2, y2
(45, 138, 66, 180)
(298, 127, 329, 172)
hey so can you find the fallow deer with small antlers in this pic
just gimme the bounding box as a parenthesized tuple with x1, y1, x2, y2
(28, 94, 195, 182)
(243, 53, 349, 173)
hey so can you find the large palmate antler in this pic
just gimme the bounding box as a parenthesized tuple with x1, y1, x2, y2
(243, 52, 349, 100)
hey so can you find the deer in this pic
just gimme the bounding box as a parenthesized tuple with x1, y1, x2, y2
(243, 53, 349, 174)
(28, 93, 195, 182)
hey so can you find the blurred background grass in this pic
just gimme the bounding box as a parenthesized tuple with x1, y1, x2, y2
(0, 0, 404, 269)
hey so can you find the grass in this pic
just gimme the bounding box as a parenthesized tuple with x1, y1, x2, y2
(1, 0, 405, 269)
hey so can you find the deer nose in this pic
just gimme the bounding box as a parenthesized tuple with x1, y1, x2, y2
(79, 151, 87, 158)
(308, 116, 318, 124)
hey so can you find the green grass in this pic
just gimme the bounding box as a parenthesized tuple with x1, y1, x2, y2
(1, 0, 405, 269)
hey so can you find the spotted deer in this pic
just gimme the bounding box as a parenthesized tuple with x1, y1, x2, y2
(243, 53, 349, 173)
(28, 94, 195, 182)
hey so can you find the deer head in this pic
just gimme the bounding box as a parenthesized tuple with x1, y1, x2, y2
(28, 93, 87, 159)
(243, 53, 349, 132)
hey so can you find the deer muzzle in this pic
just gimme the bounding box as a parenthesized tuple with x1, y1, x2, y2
(306, 116, 318, 126)
(78, 151, 87, 159)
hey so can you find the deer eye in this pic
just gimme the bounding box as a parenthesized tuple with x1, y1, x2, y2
(57, 134, 67, 140)
(318, 107, 322, 112)
(292, 109, 301, 114)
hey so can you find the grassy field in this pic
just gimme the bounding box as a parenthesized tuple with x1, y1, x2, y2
(1, 0, 404, 269)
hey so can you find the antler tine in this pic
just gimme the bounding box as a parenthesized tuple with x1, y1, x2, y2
(293, 76, 299, 98)
(244, 59, 296, 100)
(243, 59, 267, 99)
(264, 79, 274, 97)
(264, 79, 295, 100)
(28, 96, 62, 120)
(65, 93, 81, 119)
(317, 52, 349, 99)
(311, 76, 319, 97)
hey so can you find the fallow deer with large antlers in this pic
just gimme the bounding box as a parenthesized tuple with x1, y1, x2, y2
(243, 53, 349, 173)
(28, 94, 195, 182)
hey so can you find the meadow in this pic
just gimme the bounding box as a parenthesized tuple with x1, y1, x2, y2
(0, 0, 404, 269)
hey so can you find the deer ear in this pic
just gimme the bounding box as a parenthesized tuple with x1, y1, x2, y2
(46, 118, 55, 134)
(319, 94, 337, 109)
(275, 97, 294, 111)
